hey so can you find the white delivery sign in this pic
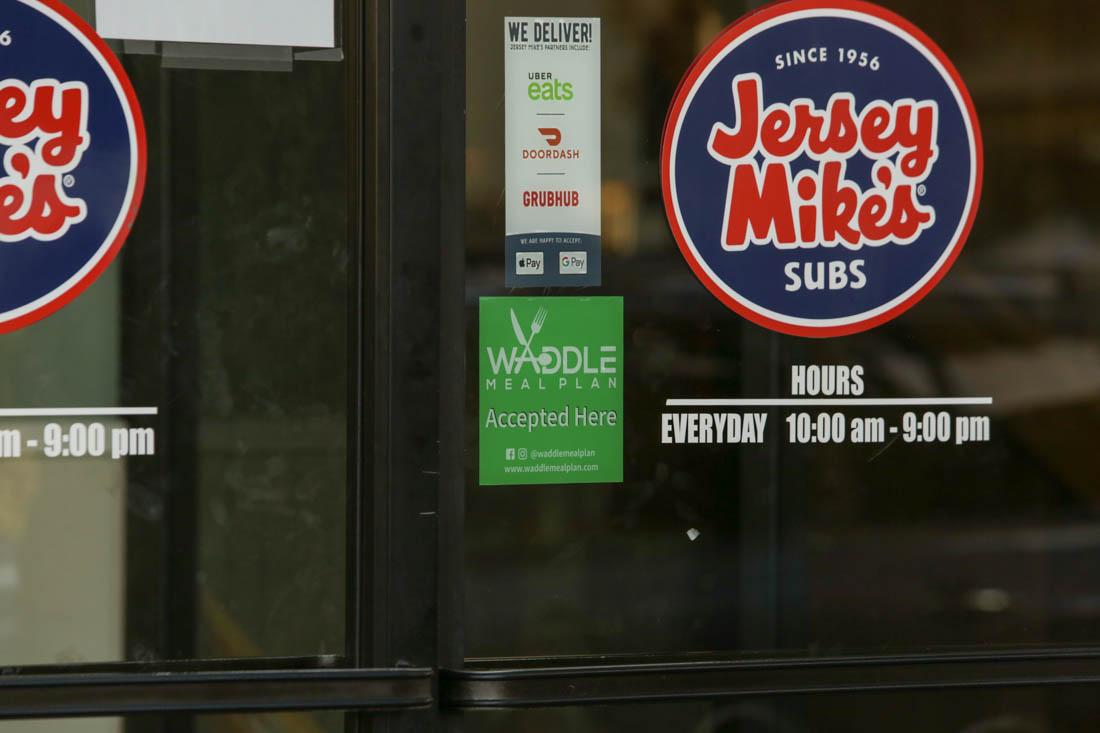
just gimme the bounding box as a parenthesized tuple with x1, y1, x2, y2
(505, 17, 601, 287)
(95, 0, 336, 48)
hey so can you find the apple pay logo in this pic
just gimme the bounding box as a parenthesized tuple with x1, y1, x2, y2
(516, 252, 544, 276)
(559, 251, 588, 275)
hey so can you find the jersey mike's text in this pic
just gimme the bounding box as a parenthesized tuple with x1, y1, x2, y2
(0, 79, 90, 242)
(708, 73, 938, 251)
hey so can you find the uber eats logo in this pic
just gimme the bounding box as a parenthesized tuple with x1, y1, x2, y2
(480, 297, 623, 486)
(527, 72, 574, 101)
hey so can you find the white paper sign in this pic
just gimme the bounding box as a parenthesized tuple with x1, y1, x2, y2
(95, 0, 336, 48)
(505, 17, 601, 287)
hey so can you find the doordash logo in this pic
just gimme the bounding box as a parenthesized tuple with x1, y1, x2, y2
(661, 0, 982, 337)
(523, 127, 581, 161)
(540, 127, 562, 146)
(0, 0, 146, 333)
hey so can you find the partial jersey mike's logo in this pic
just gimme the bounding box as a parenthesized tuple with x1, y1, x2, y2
(661, 0, 982, 337)
(0, 0, 145, 333)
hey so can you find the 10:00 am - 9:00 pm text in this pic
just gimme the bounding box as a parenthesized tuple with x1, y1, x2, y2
(0, 422, 155, 460)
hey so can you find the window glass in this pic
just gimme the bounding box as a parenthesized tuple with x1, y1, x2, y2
(466, 0, 1100, 658)
(0, 4, 348, 665)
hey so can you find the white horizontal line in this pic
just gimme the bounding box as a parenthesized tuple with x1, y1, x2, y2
(0, 408, 159, 417)
(665, 398, 993, 408)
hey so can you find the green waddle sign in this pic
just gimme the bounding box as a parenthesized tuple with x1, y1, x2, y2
(480, 296, 623, 486)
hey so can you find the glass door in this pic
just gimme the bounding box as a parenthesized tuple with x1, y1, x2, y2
(0, 0, 438, 730)
(456, 0, 1100, 729)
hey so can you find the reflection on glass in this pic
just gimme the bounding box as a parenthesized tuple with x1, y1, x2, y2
(466, 0, 1100, 658)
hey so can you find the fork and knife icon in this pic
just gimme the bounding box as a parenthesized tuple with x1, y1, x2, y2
(510, 307, 549, 368)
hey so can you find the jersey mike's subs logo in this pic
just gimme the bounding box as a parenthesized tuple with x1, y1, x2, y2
(661, 0, 982, 337)
(0, 0, 145, 333)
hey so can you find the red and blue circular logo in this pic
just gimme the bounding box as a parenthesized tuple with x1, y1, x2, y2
(662, 0, 982, 337)
(0, 0, 145, 333)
